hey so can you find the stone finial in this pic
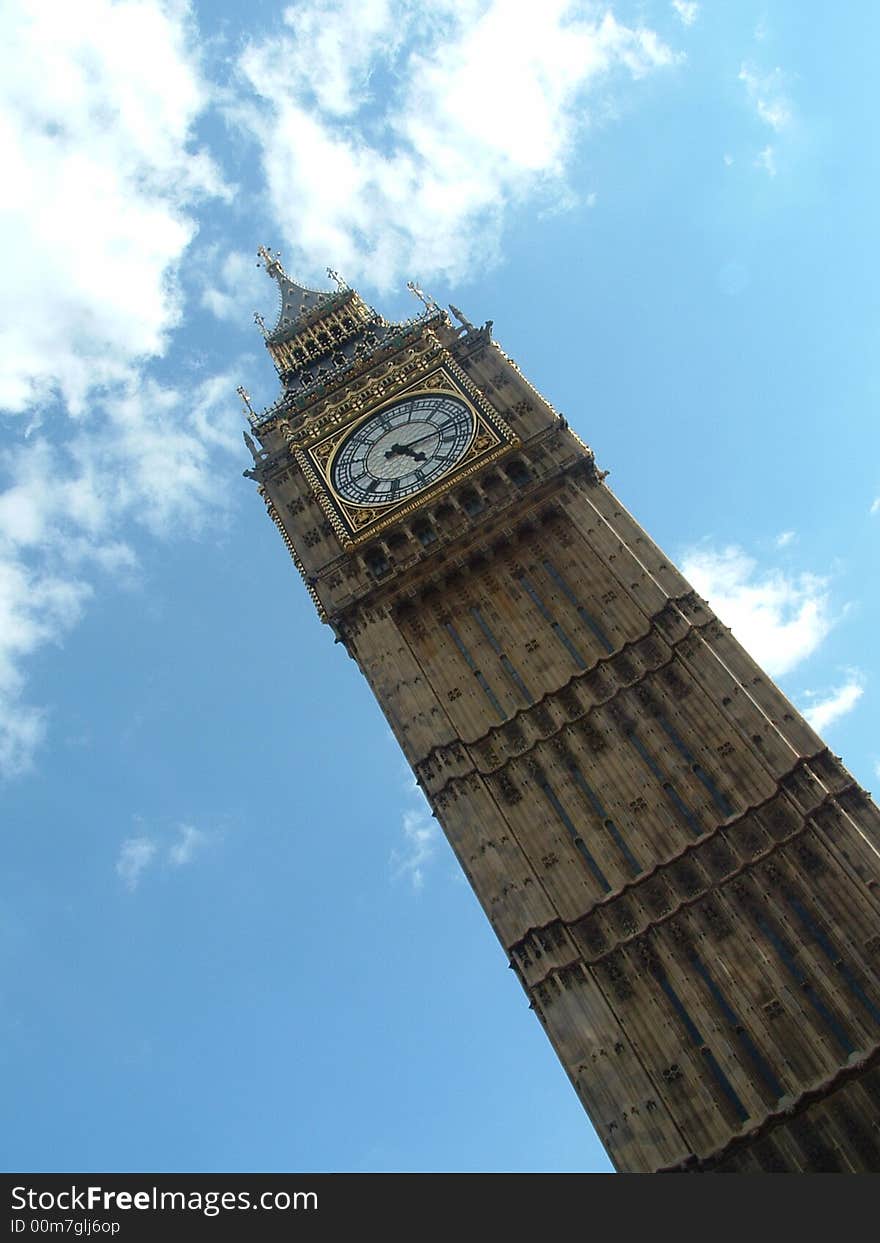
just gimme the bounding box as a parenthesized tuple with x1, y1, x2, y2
(257, 245, 284, 279)
(449, 304, 475, 331)
(243, 429, 262, 463)
(406, 280, 440, 313)
(236, 385, 256, 417)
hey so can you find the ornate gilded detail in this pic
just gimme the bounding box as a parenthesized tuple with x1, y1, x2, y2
(428, 371, 459, 393)
(284, 334, 443, 444)
(310, 438, 336, 467)
(349, 507, 384, 530)
(293, 359, 519, 546)
(254, 312, 446, 429)
(267, 291, 374, 367)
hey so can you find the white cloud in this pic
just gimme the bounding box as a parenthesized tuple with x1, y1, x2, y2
(0, 1, 245, 778)
(0, 703, 48, 782)
(723, 153, 734, 166)
(0, 0, 226, 417)
(739, 63, 792, 132)
(391, 801, 441, 890)
(870, 497, 880, 516)
(0, 553, 93, 776)
(235, 1, 679, 289)
(775, 530, 795, 548)
(169, 823, 208, 867)
(0, 371, 243, 777)
(738, 60, 793, 179)
(800, 677, 864, 734)
(755, 144, 777, 176)
(81, 372, 245, 537)
(0, 2, 676, 783)
(680, 543, 833, 677)
(200, 248, 269, 325)
(116, 822, 210, 889)
(671, 2, 699, 26)
(116, 836, 159, 891)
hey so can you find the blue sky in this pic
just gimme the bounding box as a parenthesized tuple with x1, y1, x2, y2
(1, 0, 877, 1173)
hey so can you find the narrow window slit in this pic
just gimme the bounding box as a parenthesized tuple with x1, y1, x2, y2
(543, 560, 614, 653)
(656, 713, 735, 818)
(516, 573, 587, 669)
(626, 728, 703, 837)
(445, 622, 506, 722)
(537, 774, 610, 893)
(567, 761, 641, 877)
(654, 965, 750, 1124)
(471, 607, 532, 704)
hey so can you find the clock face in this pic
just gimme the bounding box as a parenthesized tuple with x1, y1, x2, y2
(331, 393, 475, 505)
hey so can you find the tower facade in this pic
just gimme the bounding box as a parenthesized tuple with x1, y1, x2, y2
(244, 251, 880, 1172)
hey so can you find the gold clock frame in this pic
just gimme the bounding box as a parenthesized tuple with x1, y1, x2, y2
(292, 361, 519, 546)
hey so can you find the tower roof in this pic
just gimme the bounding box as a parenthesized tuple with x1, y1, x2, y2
(252, 246, 449, 427)
(257, 246, 346, 343)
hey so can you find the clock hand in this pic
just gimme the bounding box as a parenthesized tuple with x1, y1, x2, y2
(383, 428, 442, 459)
(384, 442, 427, 461)
(401, 430, 442, 449)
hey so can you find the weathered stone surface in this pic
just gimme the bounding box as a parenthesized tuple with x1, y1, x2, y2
(249, 280, 880, 1172)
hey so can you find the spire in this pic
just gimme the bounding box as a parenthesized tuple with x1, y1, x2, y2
(256, 245, 336, 341)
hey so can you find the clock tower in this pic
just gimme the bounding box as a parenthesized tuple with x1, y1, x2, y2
(244, 249, 880, 1172)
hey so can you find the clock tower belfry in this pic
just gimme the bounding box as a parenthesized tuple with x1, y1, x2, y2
(244, 249, 880, 1173)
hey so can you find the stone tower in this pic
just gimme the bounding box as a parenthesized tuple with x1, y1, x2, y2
(243, 249, 880, 1172)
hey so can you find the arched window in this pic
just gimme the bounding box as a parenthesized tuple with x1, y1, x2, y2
(505, 458, 532, 487)
(413, 520, 437, 547)
(365, 547, 390, 577)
